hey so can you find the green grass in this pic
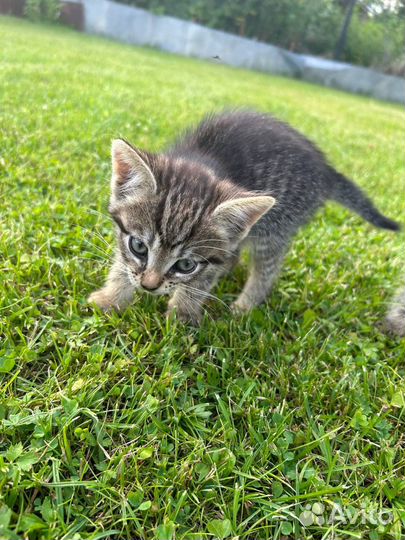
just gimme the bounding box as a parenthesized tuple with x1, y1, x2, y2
(1, 15, 405, 540)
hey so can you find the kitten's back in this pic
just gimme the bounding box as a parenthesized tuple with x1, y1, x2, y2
(171, 110, 327, 194)
(170, 110, 400, 232)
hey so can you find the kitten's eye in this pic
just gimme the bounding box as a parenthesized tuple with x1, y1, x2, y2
(173, 258, 197, 274)
(129, 237, 148, 258)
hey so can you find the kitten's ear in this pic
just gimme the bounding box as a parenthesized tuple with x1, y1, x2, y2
(212, 195, 276, 240)
(111, 139, 157, 200)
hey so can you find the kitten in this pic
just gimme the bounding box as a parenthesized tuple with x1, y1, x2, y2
(89, 110, 400, 324)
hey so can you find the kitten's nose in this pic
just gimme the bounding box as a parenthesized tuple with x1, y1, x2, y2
(141, 271, 162, 292)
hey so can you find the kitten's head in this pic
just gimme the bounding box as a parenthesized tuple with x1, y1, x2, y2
(108, 139, 275, 295)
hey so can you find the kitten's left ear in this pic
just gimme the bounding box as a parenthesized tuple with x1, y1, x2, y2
(212, 195, 276, 241)
(111, 139, 157, 200)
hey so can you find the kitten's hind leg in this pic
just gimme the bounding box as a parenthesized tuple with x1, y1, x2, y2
(88, 258, 135, 312)
(232, 239, 286, 313)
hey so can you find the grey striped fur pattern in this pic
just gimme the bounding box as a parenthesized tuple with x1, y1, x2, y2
(89, 111, 400, 324)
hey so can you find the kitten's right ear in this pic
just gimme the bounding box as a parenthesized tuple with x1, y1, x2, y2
(111, 139, 157, 200)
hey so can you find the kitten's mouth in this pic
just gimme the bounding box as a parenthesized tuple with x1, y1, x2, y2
(141, 286, 164, 296)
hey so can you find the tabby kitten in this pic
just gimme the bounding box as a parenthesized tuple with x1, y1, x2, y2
(89, 111, 400, 324)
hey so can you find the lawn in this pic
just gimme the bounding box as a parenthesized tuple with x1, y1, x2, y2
(1, 15, 405, 540)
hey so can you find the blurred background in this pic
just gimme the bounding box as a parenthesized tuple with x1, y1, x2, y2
(122, 0, 405, 74)
(2, 0, 405, 76)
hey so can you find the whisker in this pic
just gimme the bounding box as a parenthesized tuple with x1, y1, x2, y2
(181, 294, 215, 325)
(76, 224, 112, 246)
(76, 251, 109, 262)
(77, 260, 131, 282)
(81, 238, 111, 258)
(180, 283, 230, 310)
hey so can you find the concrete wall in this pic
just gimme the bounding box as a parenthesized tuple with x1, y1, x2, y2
(79, 0, 405, 104)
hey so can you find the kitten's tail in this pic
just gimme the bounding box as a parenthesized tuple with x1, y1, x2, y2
(329, 170, 401, 231)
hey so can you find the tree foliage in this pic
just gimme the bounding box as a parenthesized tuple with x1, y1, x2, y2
(117, 0, 405, 73)
(25, 0, 60, 22)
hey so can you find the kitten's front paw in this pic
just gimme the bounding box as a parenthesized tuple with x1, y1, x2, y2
(88, 288, 119, 312)
(231, 299, 253, 314)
